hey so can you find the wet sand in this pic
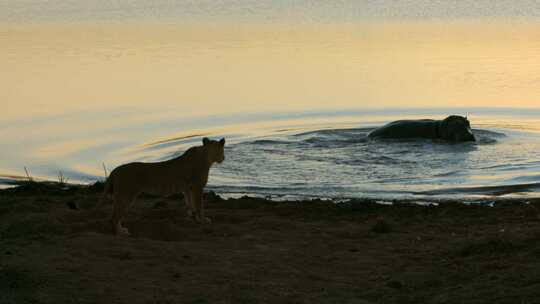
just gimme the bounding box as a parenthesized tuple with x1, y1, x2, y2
(2, 183, 540, 304)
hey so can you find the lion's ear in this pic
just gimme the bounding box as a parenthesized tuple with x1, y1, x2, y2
(202, 137, 210, 145)
(219, 138, 225, 146)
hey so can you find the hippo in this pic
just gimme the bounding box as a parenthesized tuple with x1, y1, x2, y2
(368, 115, 475, 142)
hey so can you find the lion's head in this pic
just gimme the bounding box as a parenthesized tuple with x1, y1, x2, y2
(203, 137, 226, 163)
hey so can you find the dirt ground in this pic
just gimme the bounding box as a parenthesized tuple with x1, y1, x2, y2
(2, 183, 540, 304)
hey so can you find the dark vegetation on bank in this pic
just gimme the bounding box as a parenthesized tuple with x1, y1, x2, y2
(2, 181, 540, 303)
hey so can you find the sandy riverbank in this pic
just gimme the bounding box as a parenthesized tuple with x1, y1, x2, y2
(2, 183, 540, 303)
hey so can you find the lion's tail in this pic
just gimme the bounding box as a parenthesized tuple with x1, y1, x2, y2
(104, 172, 115, 194)
(100, 174, 114, 205)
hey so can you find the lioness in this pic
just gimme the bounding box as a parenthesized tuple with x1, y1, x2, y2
(104, 137, 225, 236)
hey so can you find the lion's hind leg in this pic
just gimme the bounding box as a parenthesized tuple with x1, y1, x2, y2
(111, 193, 135, 237)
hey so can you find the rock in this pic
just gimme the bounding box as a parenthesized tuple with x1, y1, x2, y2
(371, 217, 391, 233)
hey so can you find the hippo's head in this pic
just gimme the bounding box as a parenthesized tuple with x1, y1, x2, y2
(440, 115, 476, 142)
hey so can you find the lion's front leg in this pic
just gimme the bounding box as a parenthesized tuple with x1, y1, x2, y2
(192, 186, 211, 224)
(183, 190, 194, 219)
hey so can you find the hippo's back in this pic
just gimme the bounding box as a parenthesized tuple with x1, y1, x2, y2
(368, 119, 437, 139)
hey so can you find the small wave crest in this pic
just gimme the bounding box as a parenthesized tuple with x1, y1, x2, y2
(416, 183, 540, 196)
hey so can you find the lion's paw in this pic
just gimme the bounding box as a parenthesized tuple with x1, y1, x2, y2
(196, 217, 212, 224)
(115, 226, 131, 237)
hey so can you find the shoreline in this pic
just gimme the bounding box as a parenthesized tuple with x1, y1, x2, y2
(2, 179, 540, 205)
(2, 182, 540, 303)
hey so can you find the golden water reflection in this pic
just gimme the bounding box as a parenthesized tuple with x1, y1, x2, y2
(2, 21, 540, 122)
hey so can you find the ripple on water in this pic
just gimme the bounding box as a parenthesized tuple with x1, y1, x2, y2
(3, 113, 540, 201)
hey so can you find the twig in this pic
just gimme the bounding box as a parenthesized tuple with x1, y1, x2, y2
(24, 166, 33, 182)
(102, 162, 108, 180)
(57, 170, 68, 185)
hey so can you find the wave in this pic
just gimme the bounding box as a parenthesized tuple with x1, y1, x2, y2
(291, 127, 503, 147)
(416, 183, 540, 196)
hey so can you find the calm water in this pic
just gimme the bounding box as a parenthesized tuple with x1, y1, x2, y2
(2, 108, 540, 201)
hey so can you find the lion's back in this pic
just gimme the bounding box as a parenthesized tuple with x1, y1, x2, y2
(108, 162, 155, 194)
(107, 146, 211, 196)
